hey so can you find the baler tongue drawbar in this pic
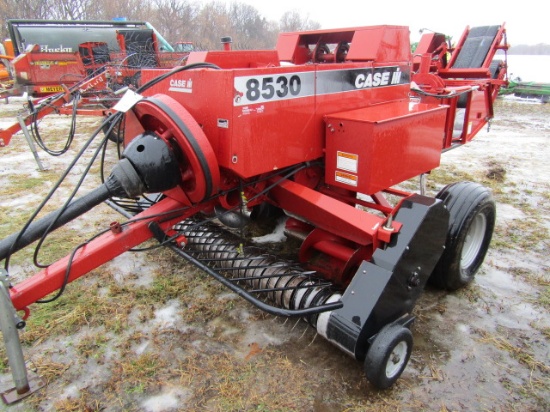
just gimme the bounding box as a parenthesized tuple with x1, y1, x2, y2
(0, 131, 180, 261)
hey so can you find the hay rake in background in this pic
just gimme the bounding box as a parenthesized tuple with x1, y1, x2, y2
(0, 19, 193, 153)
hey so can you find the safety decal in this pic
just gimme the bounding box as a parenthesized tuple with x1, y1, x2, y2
(336, 151, 359, 173)
(335, 171, 358, 187)
(38, 86, 64, 93)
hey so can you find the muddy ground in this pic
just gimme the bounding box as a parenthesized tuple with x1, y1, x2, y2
(0, 97, 548, 412)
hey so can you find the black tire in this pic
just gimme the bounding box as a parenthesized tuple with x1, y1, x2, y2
(364, 323, 413, 389)
(429, 181, 496, 290)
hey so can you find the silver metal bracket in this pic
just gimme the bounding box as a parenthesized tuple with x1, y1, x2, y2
(419, 173, 427, 196)
(17, 115, 46, 171)
(0, 269, 45, 404)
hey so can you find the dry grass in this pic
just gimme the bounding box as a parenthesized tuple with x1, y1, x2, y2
(0, 98, 549, 411)
(476, 328, 550, 406)
(477, 330, 549, 375)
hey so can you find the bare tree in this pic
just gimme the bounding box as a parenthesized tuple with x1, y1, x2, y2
(228, 2, 274, 48)
(1, 0, 51, 39)
(195, 1, 234, 49)
(1, 0, 320, 55)
(50, 0, 93, 20)
(279, 10, 320, 33)
(149, 0, 199, 45)
(96, 0, 155, 22)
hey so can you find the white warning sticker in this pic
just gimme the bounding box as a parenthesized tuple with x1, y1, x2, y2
(335, 171, 358, 187)
(113, 89, 143, 112)
(337, 151, 358, 173)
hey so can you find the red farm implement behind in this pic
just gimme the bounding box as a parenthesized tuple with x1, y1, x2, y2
(0, 20, 194, 153)
(0, 23, 508, 403)
(4, 19, 190, 99)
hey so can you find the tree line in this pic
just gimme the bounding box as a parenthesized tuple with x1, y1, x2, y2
(508, 44, 550, 55)
(0, 0, 321, 50)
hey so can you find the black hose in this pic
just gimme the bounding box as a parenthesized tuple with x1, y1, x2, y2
(28, 91, 80, 156)
(0, 185, 111, 261)
(2, 117, 111, 270)
(2, 62, 222, 299)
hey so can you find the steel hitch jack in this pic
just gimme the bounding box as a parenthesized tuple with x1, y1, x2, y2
(0, 269, 45, 404)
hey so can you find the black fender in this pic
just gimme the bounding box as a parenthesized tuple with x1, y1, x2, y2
(317, 194, 449, 360)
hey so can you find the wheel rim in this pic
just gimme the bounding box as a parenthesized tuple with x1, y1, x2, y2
(131, 95, 219, 203)
(386, 341, 408, 378)
(461, 213, 487, 269)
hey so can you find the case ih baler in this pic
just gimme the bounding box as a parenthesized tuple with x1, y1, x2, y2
(0, 24, 508, 401)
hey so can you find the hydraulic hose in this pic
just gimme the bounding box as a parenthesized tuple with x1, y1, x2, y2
(0, 131, 181, 262)
(0, 159, 140, 261)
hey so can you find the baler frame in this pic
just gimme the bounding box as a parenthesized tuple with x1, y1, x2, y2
(0, 23, 508, 402)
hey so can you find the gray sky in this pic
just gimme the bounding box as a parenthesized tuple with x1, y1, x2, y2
(202, 0, 547, 46)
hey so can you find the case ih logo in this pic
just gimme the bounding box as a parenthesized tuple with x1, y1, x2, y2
(169, 78, 193, 93)
(352, 67, 407, 89)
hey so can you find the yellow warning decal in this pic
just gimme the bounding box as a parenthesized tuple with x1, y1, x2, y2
(39, 86, 64, 93)
(33, 61, 78, 66)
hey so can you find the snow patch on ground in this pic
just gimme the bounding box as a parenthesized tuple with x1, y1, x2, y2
(141, 387, 190, 412)
(112, 253, 156, 287)
(153, 300, 180, 329)
(252, 217, 287, 243)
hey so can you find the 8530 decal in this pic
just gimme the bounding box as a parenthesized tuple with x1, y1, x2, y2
(234, 72, 314, 106)
(245, 75, 301, 101)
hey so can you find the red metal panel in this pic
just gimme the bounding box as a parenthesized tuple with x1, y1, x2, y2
(186, 50, 280, 69)
(274, 33, 303, 63)
(324, 101, 448, 194)
(229, 65, 320, 177)
(268, 178, 383, 246)
(276, 26, 410, 64)
(141, 60, 412, 179)
(314, 63, 411, 115)
(346, 26, 410, 62)
(143, 65, 322, 178)
(16, 52, 81, 90)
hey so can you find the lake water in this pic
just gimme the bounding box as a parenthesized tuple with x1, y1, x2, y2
(502, 55, 550, 83)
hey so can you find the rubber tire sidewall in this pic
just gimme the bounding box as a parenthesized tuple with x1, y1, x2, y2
(364, 323, 413, 390)
(430, 182, 496, 290)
